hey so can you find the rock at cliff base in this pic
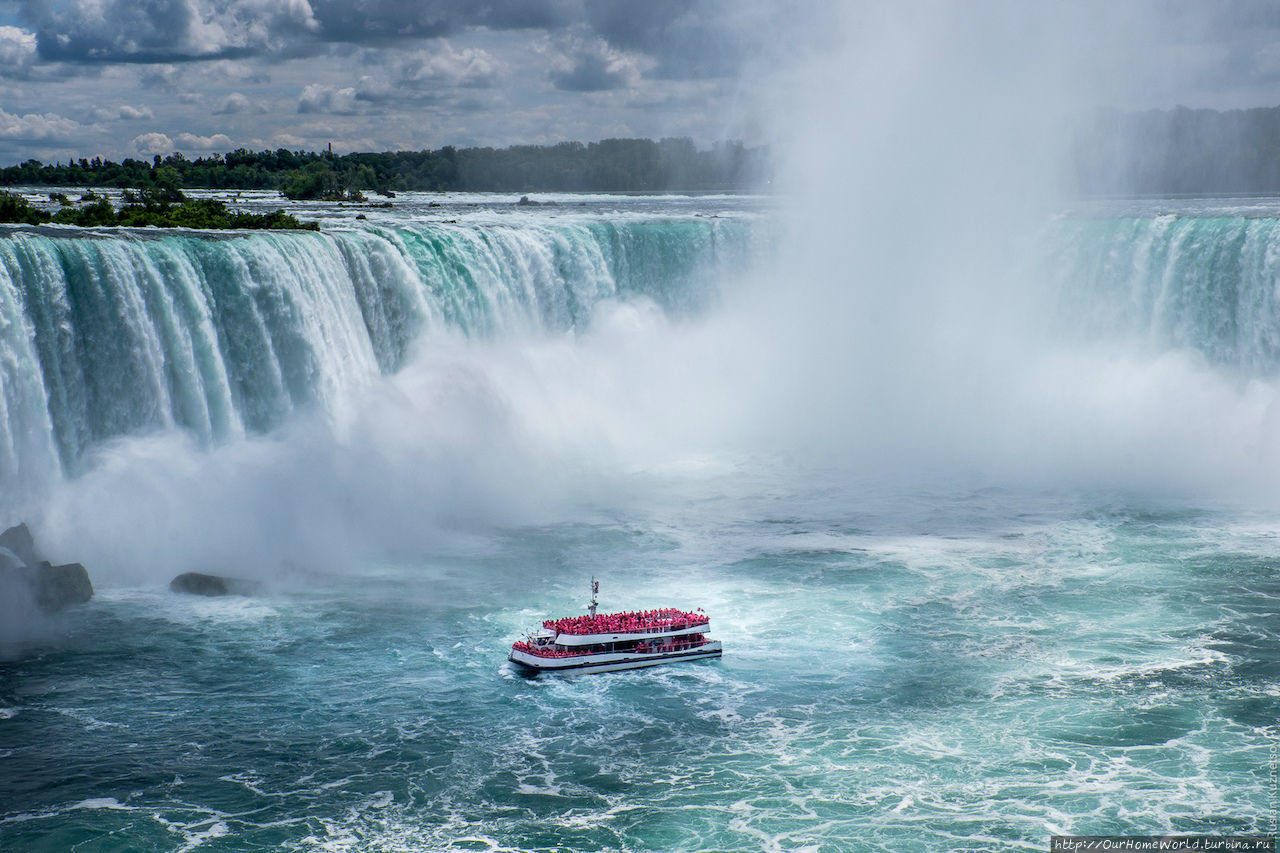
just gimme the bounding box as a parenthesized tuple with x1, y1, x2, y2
(31, 562, 93, 611)
(170, 572, 261, 597)
(0, 523, 42, 568)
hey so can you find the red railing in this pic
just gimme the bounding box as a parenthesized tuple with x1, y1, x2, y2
(511, 641, 588, 658)
(542, 608, 709, 636)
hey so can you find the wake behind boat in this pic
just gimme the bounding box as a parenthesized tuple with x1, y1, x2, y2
(508, 579, 722, 674)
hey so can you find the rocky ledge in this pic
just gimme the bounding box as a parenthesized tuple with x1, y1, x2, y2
(0, 523, 94, 612)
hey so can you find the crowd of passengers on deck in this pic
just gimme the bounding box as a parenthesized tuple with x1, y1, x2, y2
(543, 608, 708, 636)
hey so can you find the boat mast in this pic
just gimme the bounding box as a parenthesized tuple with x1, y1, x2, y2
(588, 577, 599, 618)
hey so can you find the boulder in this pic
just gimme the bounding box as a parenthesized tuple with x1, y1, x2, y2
(31, 562, 93, 611)
(0, 561, 93, 612)
(0, 523, 42, 568)
(170, 572, 261, 597)
(0, 524, 91, 613)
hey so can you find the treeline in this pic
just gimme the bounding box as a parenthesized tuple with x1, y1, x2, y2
(1074, 105, 1280, 196)
(0, 138, 767, 195)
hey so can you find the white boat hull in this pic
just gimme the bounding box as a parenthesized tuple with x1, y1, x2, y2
(509, 641, 722, 674)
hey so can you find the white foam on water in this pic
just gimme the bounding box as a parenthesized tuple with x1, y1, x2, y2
(172, 819, 230, 853)
(70, 797, 129, 811)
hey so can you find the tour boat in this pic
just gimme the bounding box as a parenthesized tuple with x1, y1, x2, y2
(508, 579, 722, 674)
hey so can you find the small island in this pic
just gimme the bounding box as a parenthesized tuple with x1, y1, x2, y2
(0, 182, 319, 231)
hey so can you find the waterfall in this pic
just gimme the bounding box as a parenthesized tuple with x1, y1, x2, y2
(1046, 214, 1280, 373)
(0, 217, 753, 492)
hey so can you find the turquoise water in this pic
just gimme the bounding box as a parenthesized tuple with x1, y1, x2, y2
(3, 484, 1276, 851)
(1, 194, 1279, 851)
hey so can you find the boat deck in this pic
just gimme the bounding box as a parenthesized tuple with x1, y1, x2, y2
(510, 583, 720, 675)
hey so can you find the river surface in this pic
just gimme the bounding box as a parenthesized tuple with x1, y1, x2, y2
(1, 193, 1277, 851)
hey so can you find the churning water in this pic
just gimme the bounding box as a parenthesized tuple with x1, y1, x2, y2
(1, 193, 1278, 851)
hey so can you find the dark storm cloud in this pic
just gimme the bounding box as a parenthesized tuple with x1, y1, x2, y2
(13, 0, 756, 85)
(14, 0, 580, 64)
(19, 0, 318, 63)
(307, 0, 576, 43)
(582, 0, 776, 81)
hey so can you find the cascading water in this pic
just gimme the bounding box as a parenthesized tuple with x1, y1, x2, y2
(0, 212, 754, 499)
(1046, 209, 1280, 373)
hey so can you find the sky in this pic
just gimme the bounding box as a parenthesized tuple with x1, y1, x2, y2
(3, 1, 1280, 167)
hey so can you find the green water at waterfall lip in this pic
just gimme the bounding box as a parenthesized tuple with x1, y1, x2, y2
(1063, 194, 1280, 218)
(0, 193, 1278, 851)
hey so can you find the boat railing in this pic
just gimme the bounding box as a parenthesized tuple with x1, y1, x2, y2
(512, 634, 710, 659)
(511, 641, 590, 659)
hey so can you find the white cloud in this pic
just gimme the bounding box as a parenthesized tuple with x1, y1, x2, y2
(298, 84, 358, 114)
(214, 92, 268, 114)
(190, 0, 319, 56)
(174, 132, 234, 150)
(202, 59, 272, 85)
(91, 104, 155, 121)
(270, 132, 309, 149)
(133, 132, 174, 154)
(140, 64, 182, 89)
(397, 43, 501, 88)
(348, 41, 504, 107)
(0, 108, 79, 140)
(541, 32, 653, 92)
(131, 131, 234, 156)
(0, 26, 37, 76)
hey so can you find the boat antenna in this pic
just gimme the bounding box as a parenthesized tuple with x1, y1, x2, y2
(588, 577, 599, 618)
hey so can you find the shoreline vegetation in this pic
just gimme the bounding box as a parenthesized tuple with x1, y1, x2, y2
(0, 137, 766, 198)
(0, 136, 764, 230)
(0, 186, 319, 231)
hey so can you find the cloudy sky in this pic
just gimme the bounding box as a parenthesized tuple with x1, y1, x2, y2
(0, 0, 804, 166)
(2, 1, 1280, 167)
